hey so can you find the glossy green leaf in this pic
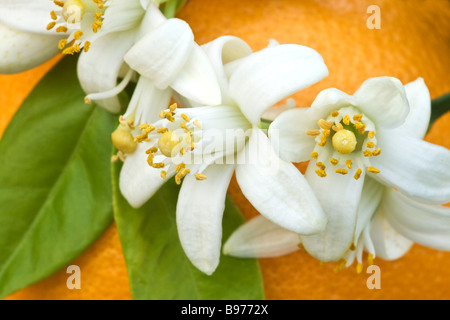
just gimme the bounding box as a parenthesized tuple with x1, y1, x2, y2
(0, 56, 115, 298)
(112, 161, 264, 300)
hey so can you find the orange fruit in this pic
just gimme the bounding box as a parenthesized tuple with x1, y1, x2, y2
(3, 0, 450, 300)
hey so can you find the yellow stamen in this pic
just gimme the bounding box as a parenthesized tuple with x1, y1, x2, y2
(195, 173, 207, 181)
(316, 162, 326, 170)
(356, 263, 363, 274)
(50, 10, 58, 20)
(94, 12, 103, 20)
(318, 119, 333, 130)
(62, 47, 76, 55)
(372, 148, 381, 156)
(329, 158, 339, 166)
(151, 162, 165, 169)
(315, 169, 327, 178)
(175, 168, 190, 185)
(56, 26, 68, 33)
(322, 129, 331, 137)
(368, 131, 376, 139)
(331, 110, 339, 117)
(367, 166, 380, 174)
(354, 168, 362, 180)
(332, 129, 356, 154)
(318, 135, 327, 147)
(160, 171, 167, 179)
(334, 259, 347, 273)
(58, 39, 68, 50)
(84, 41, 91, 52)
(92, 20, 102, 33)
(157, 128, 169, 134)
(353, 114, 363, 121)
(47, 22, 57, 30)
(54, 0, 65, 7)
(169, 103, 177, 112)
(335, 168, 348, 175)
(193, 120, 202, 128)
(366, 141, 375, 148)
(343, 114, 350, 126)
(311, 151, 319, 159)
(345, 159, 352, 169)
(181, 114, 190, 122)
(332, 123, 344, 132)
(368, 253, 374, 265)
(74, 30, 83, 40)
(146, 147, 158, 154)
(363, 150, 373, 157)
(306, 130, 321, 136)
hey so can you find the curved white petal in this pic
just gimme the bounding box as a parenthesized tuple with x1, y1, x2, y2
(371, 130, 450, 205)
(177, 164, 235, 275)
(125, 77, 173, 125)
(369, 209, 414, 261)
(353, 176, 385, 244)
(223, 215, 301, 258)
(119, 142, 171, 208)
(136, 2, 167, 40)
(382, 189, 450, 251)
(0, 23, 62, 74)
(0, 0, 57, 35)
(310, 87, 355, 117)
(124, 18, 194, 89)
(268, 107, 318, 163)
(354, 77, 410, 128)
(229, 44, 329, 124)
(398, 78, 431, 139)
(102, 0, 145, 35)
(235, 128, 326, 235)
(77, 29, 136, 113)
(171, 44, 222, 106)
(201, 36, 253, 106)
(301, 159, 366, 262)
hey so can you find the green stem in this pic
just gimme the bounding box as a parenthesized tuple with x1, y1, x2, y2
(428, 92, 450, 131)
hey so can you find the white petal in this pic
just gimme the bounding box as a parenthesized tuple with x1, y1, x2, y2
(177, 164, 235, 275)
(119, 142, 171, 208)
(135, 2, 167, 40)
(229, 44, 328, 124)
(235, 128, 326, 235)
(0, 23, 62, 74)
(310, 87, 355, 117)
(301, 159, 366, 262)
(397, 78, 431, 139)
(124, 18, 194, 89)
(268, 107, 318, 163)
(201, 36, 253, 106)
(371, 130, 450, 204)
(0, 0, 57, 34)
(382, 189, 450, 251)
(77, 29, 136, 113)
(369, 209, 414, 261)
(223, 215, 301, 258)
(354, 77, 410, 128)
(171, 44, 222, 106)
(353, 176, 385, 243)
(125, 77, 173, 125)
(102, 0, 145, 35)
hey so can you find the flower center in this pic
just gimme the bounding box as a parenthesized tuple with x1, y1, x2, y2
(47, 0, 106, 54)
(158, 131, 181, 158)
(306, 107, 381, 179)
(332, 129, 357, 154)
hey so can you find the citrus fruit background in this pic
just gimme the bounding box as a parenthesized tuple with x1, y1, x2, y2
(2, 0, 450, 299)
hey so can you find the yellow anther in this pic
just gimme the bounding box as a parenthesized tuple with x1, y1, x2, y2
(311, 151, 319, 159)
(190, 142, 195, 151)
(315, 169, 327, 178)
(58, 39, 68, 50)
(368, 166, 380, 174)
(372, 148, 381, 156)
(92, 20, 103, 33)
(363, 150, 373, 157)
(353, 114, 363, 121)
(318, 119, 333, 130)
(368, 131, 376, 139)
(176, 163, 186, 172)
(193, 120, 202, 128)
(50, 10, 58, 20)
(366, 141, 375, 148)
(181, 114, 190, 122)
(111, 127, 138, 154)
(165, 113, 175, 122)
(332, 123, 343, 132)
(159, 110, 166, 119)
(158, 131, 180, 158)
(332, 129, 356, 154)
(345, 159, 352, 169)
(195, 173, 207, 181)
(331, 110, 339, 117)
(329, 158, 339, 166)
(354, 168, 362, 180)
(318, 135, 327, 147)
(94, 12, 103, 20)
(146, 153, 154, 165)
(47, 22, 57, 30)
(322, 129, 331, 137)
(356, 263, 363, 274)
(355, 122, 366, 134)
(180, 122, 190, 132)
(54, 0, 65, 7)
(152, 162, 165, 169)
(73, 43, 81, 53)
(368, 253, 374, 265)
(62, 47, 76, 55)
(84, 97, 91, 104)
(160, 171, 167, 179)
(349, 242, 356, 251)
(306, 130, 321, 136)
(145, 147, 158, 154)
(333, 259, 347, 273)
(169, 103, 178, 112)
(139, 123, 150, 130)
(343, 114, 350, 126)
(316, 162, 326, 170)
(56, 26, 68, 33)
(157, 128, 169, 134)
(74, 30, 83, 40)
(175, 168, 191, 185)
(335, 168, 348, 175)
(84, 41, 91, 52)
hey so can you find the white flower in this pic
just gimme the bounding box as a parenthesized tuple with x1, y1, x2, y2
(224, 77, 450, 272)
(118, 36, 329, 275)
(0, 0, 159, 112)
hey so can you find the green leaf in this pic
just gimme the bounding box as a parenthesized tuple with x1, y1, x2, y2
(0, 56, 116, 298)
(429, 92, 450, 131)
(160, 0, 189, 18)
(112, 161, 265, 300)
